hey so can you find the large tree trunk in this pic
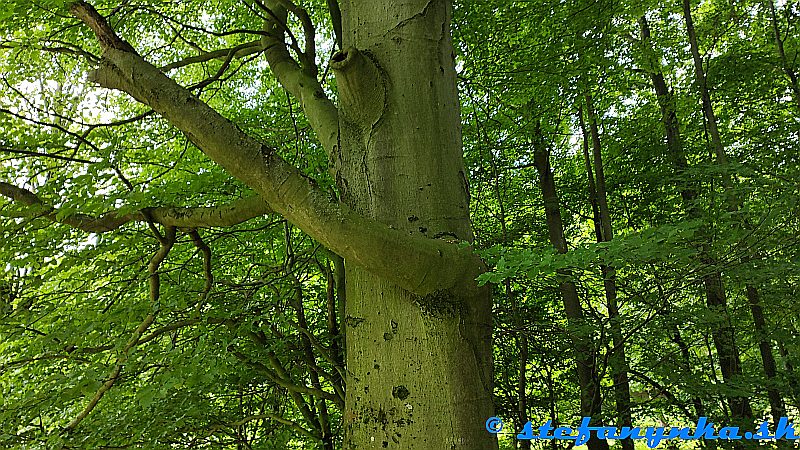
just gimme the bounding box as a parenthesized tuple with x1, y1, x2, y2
(334, 1, 496, 448)
(532, 121, 609, 450)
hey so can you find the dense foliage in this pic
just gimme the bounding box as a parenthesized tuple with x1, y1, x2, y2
(1, 0, 798, 448)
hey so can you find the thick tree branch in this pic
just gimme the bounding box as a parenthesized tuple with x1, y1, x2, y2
(326, 0, 343, 50)
(0, 181, 272, 232)
(69, 1, 481, 297)
(70, 1, 137, 53)
(270, 0, 317, 69)
(261, 2, 339, 156)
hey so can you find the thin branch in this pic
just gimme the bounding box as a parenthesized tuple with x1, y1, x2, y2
(0, 40, 99, 62)
(187, 45, 240, 91)
(286, 318, 345, 383)
(62, 226, 176, 433)
(188, 229, 213, 301)
(272, 0, 317, 72)
(160, 40, 263, 71)
(210, 413, 320, 441)
(233, 349, 341, 407)
(627, 368, 696, 421)
(0, 147, 96, 164)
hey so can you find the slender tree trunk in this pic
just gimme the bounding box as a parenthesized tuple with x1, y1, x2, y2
(545, 365, 559, 450)
(335, 1, 496, 448)
(681, 0, 734, 193)
(700, 273, 753, 423)
(642, 12, 754, 425)
(763, 12, 800, 414)
(323, 255, 346, 384)
(292, 278, 334, 450)
(484, 117, 530, 450)
(532, 120, 609, 450)
(579, 102, 634, 450)
(516, 336, 530, 450)
(638, 16, 697, 209)
(681, 7, 785, 419)
(778, 338, 800, 403)
(746, 286, 787, 419)
(767, 0, 800, 109)
(674, 326, 709, 420)
(652, 277, 710, 424)
(332, 253, 347, 357)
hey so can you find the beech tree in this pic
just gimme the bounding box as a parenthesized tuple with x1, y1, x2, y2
(4, 0, 800, 449)
(1, 0, 494, 448)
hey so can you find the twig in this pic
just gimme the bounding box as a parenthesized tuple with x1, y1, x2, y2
(61, 226, 176, 433)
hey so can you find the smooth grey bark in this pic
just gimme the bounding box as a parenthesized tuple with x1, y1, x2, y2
(332, 1, 495, 448)
(531, 121, 609, 450)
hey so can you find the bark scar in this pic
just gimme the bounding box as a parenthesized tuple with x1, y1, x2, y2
(389, 0, 436, 33)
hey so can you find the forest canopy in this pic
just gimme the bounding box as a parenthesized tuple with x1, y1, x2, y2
(0, 0, 798, 449)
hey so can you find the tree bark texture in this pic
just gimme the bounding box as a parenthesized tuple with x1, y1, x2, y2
(334, 1, 496, 448)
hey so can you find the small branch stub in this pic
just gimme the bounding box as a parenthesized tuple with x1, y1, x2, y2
(331, 47, 385, 128)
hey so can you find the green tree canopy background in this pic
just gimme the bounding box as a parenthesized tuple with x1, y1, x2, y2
(1, 0, 799, 448)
